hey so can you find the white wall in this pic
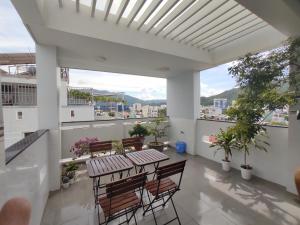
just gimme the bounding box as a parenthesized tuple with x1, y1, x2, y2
(61, 118, 168, 159)
(196, 119, 291, 191)
(2, 106, 38, 148)
(60, 105, 94, 122)
(0, 132, 49, 225)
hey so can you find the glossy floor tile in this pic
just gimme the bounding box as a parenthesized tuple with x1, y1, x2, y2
(41, 149, 300, 225)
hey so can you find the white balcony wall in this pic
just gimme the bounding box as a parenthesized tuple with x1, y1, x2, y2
(60, 105, 94, 122)
(0, 132, 49, 225)
(196, 119, 291, 192)
(61, 118, 168, 159)
(3, 106, 38, 148)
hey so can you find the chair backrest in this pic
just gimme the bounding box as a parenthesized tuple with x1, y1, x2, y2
(122, 137, 142, 149)
(89, 141, 112, 155)
(106, 172, 147, 198)
(157, 160, 186, 186)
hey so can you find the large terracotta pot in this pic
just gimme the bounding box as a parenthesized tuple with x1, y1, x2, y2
(294, 168, 300, 198)
(148, 142, 164, 152)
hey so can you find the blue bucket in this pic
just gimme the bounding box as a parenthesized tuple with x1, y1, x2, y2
(176, 141, 186, 154)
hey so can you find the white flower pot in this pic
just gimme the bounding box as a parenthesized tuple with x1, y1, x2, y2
(241, 167, 252, 180)
(62, 182, 70, 189)
(221, 160, 231, 172)
(69, 177, 75, 184)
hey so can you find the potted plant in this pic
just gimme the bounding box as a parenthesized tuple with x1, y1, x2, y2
(70, 137, 99, 158)
(65, 162, 79, 184)
(128, 122, 149, 150)
(226, 39, 298, 179)
(61, 176, 70, 189)
(209, 127, 236, 172)
(147, 117, 169, 152)
(112, 140, 124, 155)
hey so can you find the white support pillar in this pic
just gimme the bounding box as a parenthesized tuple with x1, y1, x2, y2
(0, 92, 5, 168)
(286, 49, 300, 194)
(36, 44, 61, 191)
(167, 71, 200, 155)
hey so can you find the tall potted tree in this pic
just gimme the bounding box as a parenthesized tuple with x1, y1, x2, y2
(209, 127, 236, 171)
(147, 117, 169, 152)
(227, 38, 298, 180)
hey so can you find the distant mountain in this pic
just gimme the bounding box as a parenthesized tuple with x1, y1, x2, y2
(200, 88, 240, 106)
(124, 95, 166, 106)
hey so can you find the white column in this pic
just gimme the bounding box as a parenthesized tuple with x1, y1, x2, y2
(36, 44, 61, 191)
(167, 71, 200, 155)
(0, 91, 5, 168)
(286, 50, 300, 194)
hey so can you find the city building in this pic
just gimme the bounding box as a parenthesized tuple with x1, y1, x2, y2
(213, 98, 228, 109)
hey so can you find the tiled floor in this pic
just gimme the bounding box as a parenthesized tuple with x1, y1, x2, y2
(41, 149, 300, 225)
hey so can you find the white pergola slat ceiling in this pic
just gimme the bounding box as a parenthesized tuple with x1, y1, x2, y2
(62, 0, 268, 52)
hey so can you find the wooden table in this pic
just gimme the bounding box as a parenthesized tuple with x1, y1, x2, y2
(86, 155, 134, 203)
(126, 149, 169, 174)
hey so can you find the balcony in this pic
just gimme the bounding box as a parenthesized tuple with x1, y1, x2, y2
(1, 118, 300, 225)
(1, 0, 300, 225)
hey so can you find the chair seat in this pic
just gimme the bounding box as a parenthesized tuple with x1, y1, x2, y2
(145, 178, 177, 196)
(99, 191, 140, 217)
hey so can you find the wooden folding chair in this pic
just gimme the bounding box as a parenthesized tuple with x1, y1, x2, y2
(143, 160, 187, 225)
(89, 141, 112, 158)
(122, 137, 143, 152)
(98, 172, 148, 225)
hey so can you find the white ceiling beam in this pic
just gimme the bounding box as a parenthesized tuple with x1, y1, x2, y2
(76, 0, 79, 12)
(104, 0, 113, 21)
(163, 0, 212, 38)
(171, 0, 229, 40)
(155, 0, 197, 36)
(127, 0, 146, 27)
(208, 24, 268, 50)
(91, 0, 97, 17)
(146, 0, 180, 33)
(180, 4, 240, 43)
(235, 0, 300, 37)
(198, 17, 259, 47)
(137, 0, 163, 31)
(185, 8, 247, 44)
(193, 12, 252, 46)
(116, 0, 130, 25)
(203, 21, 265, 49)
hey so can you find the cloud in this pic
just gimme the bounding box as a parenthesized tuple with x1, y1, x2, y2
(0, 1, 35, 53)
(201, 82, 225, 97)
(69, 69, 166, 100)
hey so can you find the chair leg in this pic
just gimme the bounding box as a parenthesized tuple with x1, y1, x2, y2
(170, 197, 181, 225)
(143, 191, 158, 225)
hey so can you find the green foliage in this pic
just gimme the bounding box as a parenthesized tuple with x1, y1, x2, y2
(226, 38, 300, 167)
(201, 88, 240, 106)
(158, 108, 167, 117)
(129, 123, 149, 137)
(112, 140, 124, 155)
(69, 90, 127, 104)
(69, 89, 93, 101)
(147, 117, 169, 144)
(209, 127, 236, 161)
(64, 162, 79, 178)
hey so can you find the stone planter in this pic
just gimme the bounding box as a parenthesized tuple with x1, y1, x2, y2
(148, 142, 164, 152)
(241, 166, 252, 180)
(221, 160, 231, 172)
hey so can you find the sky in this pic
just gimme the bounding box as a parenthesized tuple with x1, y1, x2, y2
(0, 0, 236, 99)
